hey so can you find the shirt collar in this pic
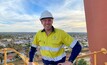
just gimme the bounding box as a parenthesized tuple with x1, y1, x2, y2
(41, 26, 55, 32)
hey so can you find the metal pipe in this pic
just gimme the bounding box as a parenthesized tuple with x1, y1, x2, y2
(93, 52, 97, 65)
(4, 49, 7, 65)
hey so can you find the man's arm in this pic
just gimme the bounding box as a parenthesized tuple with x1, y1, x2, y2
(68, 41, 82, 63)
(29, 46, 37, 62)
(58, 41, 82, 65)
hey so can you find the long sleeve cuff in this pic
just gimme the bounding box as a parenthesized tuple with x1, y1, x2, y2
(29, 46, 37, 62)
(68, 41, 82, 63)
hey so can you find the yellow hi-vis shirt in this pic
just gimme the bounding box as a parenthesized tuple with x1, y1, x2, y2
(32, 28, 77, 61)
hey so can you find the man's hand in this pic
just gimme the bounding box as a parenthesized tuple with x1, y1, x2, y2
(28, 62, 33, 65)
(58, 61, 73, 65)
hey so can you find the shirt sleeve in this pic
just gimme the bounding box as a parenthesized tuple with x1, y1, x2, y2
(32, 32, 39, 47)
(68, 41, 82, 63)
(29, 46, 37, 62)
(61, 31, 77, 48)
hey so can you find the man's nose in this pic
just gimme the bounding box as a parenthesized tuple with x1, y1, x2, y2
(46, 21, 50, 24)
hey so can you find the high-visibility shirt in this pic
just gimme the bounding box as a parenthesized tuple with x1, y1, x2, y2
(32, 28, 77, 61)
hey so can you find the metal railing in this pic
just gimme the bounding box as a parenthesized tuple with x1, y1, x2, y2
(76, 48, 107, 65)
(0, 48, 39, 65)
(0, 48, 107, 65)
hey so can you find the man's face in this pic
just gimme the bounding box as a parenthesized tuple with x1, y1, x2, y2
(41, 18, 53, 30)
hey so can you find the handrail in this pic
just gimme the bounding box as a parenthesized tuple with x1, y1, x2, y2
(76, 48, 107, 65)
(0, 48, 107, 65)
(0, 48, 39, 65)
(105, 62, 107, 65)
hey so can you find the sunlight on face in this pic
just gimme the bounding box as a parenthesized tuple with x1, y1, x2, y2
(41, 18, 53, 30)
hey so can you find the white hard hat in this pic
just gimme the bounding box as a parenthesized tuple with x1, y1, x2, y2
(40, 10, 53, 20)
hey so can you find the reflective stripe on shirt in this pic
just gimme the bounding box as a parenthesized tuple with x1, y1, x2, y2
(40, 45, 64, 52)
(70, 40, 78, 48)
(42, 52, 66, 61)
(31, 44, 38, 48)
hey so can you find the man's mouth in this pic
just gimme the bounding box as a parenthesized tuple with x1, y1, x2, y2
(46, 25, 50, 27)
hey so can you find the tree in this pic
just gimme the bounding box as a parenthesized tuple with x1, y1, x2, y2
(0, 35, 3, 39)
(74, 59, 87, 65)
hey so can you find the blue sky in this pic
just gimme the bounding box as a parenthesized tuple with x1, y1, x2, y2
(0, 0, 86, 32)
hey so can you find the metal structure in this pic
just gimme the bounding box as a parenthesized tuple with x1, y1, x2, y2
(84, 0, 107, 65)
(0, 48, 107, 65)
(0, 48, 39, 65)
(76, 48, 107, 65)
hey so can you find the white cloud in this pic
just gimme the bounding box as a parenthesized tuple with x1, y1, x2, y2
(0, 21, 42, 32)
(52, 8, 86, 32)
(0, 0, 86, 32)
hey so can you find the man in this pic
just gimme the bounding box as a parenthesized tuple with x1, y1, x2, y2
(29, 10, 82, 65)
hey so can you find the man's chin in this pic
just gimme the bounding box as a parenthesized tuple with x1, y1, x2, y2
(45, 28, 51, 30)
(45, 27, 51, 29)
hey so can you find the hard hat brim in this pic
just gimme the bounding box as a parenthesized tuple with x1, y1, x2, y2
(40, 17, 53, 20)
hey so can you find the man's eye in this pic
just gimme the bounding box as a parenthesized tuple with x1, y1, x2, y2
(48, 20, 51, 21)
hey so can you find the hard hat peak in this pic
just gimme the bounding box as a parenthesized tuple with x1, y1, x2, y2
(40, 10, 53, 20)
